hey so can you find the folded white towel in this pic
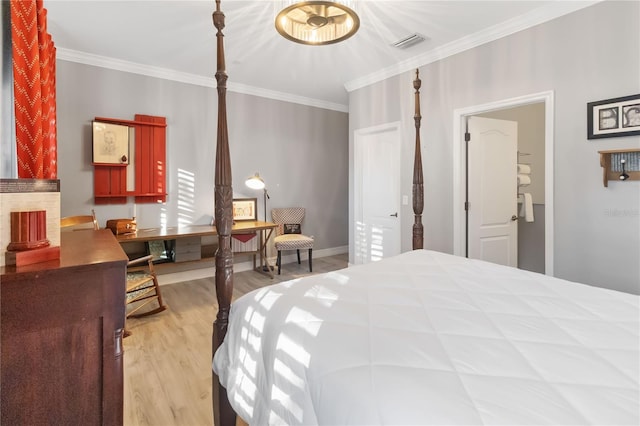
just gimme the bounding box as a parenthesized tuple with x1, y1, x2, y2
(518, 164, 531, 174)
(517, 174, 531, 186)
(519, 193, 534, 222)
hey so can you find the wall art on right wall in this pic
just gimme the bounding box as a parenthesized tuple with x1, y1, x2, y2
(587, 94, 640, 139)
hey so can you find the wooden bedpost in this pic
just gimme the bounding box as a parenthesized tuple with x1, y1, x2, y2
(212, 1, 236, 426)
(412, 69, 424, 250)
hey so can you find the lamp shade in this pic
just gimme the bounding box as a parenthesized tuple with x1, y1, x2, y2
(245, 173, 266, 190)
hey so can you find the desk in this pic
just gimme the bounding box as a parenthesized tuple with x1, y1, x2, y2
(115, 221, 277, 278)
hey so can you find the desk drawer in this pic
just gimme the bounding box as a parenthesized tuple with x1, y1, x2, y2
(174, 237, 202, 262)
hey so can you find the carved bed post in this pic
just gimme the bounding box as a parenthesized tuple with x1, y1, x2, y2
(211, 1, 236, 426)
(412, 69, 424, 250)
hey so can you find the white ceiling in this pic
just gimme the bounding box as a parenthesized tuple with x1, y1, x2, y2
(44, 0, 598, 110)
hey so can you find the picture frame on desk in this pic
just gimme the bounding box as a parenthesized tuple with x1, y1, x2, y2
(587, 94, 640, 139)
(232, 198, 257, 221)
(92, 121, 130, 164)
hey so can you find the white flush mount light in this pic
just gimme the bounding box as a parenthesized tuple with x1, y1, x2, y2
(275, 1, 360, 46)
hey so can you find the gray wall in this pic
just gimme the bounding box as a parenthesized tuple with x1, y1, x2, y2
(518, 204, 546, 274)
(56, 61, 349, 252)
(349, 1, 640, 294)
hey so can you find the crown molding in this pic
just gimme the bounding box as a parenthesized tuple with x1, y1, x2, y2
(56, 48, 216, 87)
(344, 0, 603, 92)
(56, 48, 348, 113)
(56, 1, 601, 110)
(227, 82, 348, 112)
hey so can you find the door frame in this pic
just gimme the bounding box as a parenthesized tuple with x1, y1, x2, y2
(452, 91, 555, 275)
(354, 121, 401, 264)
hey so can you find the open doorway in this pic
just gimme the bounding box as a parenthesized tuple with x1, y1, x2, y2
(452, 91, 555, 276)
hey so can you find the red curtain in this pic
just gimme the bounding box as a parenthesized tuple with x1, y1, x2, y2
(11, 0, 57, 179)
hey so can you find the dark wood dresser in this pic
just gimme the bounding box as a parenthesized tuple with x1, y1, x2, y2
(1, 229, 128, 425)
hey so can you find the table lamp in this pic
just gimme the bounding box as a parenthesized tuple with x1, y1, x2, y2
(245, 173, 269, 221)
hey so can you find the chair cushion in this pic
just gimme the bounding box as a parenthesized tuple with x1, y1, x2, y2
(274, 234, 314, 250)
(126, 272, 156, 302)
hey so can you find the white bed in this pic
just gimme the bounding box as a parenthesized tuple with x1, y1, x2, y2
(213, 249, 639, 425)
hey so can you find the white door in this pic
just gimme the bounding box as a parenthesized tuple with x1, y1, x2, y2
(467, 116, 518, 267)
(354, 123, 401, 264)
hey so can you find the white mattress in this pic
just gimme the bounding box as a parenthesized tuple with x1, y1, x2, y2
(213, 249, 639, 425)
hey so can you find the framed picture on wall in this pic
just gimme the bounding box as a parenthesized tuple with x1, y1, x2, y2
(232, 198, 257, 221)
(92, 121, 130, 164)
(587, 94, 640, 139)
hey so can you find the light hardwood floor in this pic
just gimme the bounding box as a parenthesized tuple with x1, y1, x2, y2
(123, 253, 348, 426)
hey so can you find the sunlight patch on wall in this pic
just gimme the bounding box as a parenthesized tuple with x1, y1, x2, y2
(177, 168, 195, 225)
(126, 127, 136, 191)
(160, 205, 167, 228)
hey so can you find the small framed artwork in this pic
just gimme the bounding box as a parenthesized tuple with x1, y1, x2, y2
(232, 198, 257, 221)
(587, 94, 640, 139)
(92, 121, 130, 164)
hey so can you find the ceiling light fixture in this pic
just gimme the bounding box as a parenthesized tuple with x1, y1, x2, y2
(275, 1, 360, 46)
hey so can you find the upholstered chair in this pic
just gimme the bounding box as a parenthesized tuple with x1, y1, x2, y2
(271, 207, 314, 274)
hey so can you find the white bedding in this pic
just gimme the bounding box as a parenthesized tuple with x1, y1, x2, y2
(213, 249, 639, 425)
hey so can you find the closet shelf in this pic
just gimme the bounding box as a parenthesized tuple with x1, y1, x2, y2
(598, 149, 640, 187)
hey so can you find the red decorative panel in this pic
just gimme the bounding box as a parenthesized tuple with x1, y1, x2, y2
(134, 115, 167, 204)
(93, 165, 127, 204)
(93, 115, 166, 204)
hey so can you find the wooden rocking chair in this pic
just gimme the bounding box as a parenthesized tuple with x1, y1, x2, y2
(60, 209, 99, 231)
(125, 254, 167, 336)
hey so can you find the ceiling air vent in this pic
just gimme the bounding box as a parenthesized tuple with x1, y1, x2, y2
(391, 33, 426, 49)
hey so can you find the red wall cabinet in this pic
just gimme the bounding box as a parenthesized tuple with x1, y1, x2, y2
(93, 114, 167, 204)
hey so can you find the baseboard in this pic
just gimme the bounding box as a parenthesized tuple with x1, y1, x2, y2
(157, 245, 348, 286)
(271, 245, 348, 272)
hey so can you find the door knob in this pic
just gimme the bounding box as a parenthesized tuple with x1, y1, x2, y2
(390, 212, 398, 217)
(511, 215, 518, 221)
